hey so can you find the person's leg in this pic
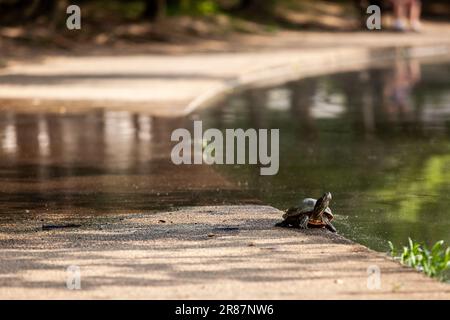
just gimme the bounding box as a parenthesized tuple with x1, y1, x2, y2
(391, 0, 407, 31)
(410, 0, 422, 31)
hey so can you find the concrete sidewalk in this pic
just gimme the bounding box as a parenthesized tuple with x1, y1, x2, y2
(1, 23, 450, 116)
(0, 206, 450, 299)
(1, 206, 449, 299)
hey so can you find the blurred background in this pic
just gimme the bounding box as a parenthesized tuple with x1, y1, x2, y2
(1, 0, 450, 50)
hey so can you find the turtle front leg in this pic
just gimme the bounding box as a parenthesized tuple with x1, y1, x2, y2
(323, 217, 337, 233)
(298, 215, 309, 229)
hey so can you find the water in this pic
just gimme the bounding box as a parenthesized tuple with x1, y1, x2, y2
(199, 57, 450, 252)
(0, 56, 449, 253)
(0, 111, 259, 220)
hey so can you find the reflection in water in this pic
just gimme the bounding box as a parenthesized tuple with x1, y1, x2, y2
(200, 57, 450, 252)
(383, 58, 421, 122)
(0, 110, 257, 218)
(37, 115, 50, 157)
(1, 113, 17, 154)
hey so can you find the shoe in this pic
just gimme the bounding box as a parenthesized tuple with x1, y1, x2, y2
(411, 21, 422, 32)
(393, 19, 406, 32)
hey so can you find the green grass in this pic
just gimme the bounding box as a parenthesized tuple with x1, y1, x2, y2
(389, 238, 450, 282)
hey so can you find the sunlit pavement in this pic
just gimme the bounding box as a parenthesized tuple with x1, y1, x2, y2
(1, 205, 449, 299)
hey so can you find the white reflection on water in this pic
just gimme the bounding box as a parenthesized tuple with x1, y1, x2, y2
(104, 111, 135, 170)
(2, 123, 17, 154)
(267, 88, 291, 111)
(138, 114, 152, 142)
(38, 116, 50, 157)
(311, 84, 345, 119)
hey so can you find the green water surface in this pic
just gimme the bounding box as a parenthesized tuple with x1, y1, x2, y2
(199, 57, 450, 252)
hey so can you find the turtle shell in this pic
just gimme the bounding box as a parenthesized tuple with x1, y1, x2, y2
(283, 197, 333, 220)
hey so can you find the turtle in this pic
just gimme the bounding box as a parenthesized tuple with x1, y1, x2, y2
(275, 192, 337, 232)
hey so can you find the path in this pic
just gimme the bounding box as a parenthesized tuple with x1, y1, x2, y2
(0, 206, 449, 299)
(1, 23, 450, 116)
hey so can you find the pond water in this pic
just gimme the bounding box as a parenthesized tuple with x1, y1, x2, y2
(0, 56, 449, 253)
(199, 56, 450, 252)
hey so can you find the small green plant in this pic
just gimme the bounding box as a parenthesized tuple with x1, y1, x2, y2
(388, 238, 450, 281)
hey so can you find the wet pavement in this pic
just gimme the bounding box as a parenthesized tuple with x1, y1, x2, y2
(0, 110, 259, 221)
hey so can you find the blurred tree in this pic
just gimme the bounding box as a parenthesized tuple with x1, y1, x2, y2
(225, 0, 276, 14)
(143, 0, 166, 20)
(233, 0, 258, 10)
(1, 0, 449, 26)
(0, 0, 69, 25)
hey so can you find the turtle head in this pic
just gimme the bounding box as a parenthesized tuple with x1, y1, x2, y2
(311, 192, 332, 219)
